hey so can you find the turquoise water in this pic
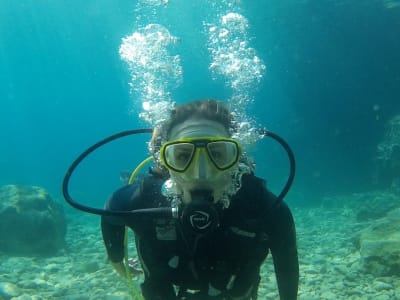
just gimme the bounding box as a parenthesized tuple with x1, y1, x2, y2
(1, 0, 399, 205)
(1, 1, 399, 201)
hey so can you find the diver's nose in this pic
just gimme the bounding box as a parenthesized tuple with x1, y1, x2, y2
(195, 152, 211, 179)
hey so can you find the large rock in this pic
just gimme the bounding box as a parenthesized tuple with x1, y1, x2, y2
(0, 185, 67, 256)
(358, 208, 400, 276)
(321, 190, 399, 221)
(353, 192, 399, 222)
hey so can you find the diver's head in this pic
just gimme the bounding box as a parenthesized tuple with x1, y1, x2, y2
(152, 99, 242, 205)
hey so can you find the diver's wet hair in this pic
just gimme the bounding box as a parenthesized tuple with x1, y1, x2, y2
(150, 99, 236, 160)
(164, 99, 233, 138)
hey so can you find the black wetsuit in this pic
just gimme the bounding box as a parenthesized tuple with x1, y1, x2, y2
(101, 171, 298, 300)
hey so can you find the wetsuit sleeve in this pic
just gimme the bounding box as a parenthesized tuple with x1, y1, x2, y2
(267, 201, 299, 300)
(101, 219, 125, 262)
(101, 184, 141, 263)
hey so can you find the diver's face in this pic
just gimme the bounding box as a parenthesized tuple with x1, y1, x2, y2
(166, 118, 235, 203)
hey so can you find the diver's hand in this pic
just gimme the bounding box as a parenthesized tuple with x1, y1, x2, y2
(179, 293, 254, 300)
(111, 259, 143, 277)
(127, 258, 143, 275)
(111, 261, 127, 277)
(179, 293, 229, 300)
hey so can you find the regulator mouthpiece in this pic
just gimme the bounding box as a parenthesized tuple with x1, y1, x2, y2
(180, 190, 219, 235)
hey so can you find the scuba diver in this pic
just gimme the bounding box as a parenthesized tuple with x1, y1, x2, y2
(100, 99, 299, 300)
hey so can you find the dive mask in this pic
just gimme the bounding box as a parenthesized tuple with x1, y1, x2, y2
(160, 136, 241, 173)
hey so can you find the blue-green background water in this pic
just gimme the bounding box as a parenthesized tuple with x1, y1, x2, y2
(1, 0, 399, 207)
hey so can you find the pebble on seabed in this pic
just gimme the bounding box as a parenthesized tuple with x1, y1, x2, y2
(0, 282, 19, 297)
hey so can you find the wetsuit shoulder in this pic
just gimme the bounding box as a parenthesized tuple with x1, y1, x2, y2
(105, 174, 165, 211)
(101, 174, 166, 263)
(105, 184, 139, 211)
(231, 173, 277, 217)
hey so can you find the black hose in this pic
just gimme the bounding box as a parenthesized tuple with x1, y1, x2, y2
(259, 129, 296, 208)
(61, 128, 170, 217)
(62, 128, 295, 217)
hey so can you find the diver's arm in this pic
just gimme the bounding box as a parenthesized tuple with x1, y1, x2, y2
(101, 184, 140, 276)
(268, 202, 299, 300)
(100, 221, 134, 277)
(101, 217, 126, 276)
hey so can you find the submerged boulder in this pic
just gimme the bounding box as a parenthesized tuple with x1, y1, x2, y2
(0, 185, 66, 256)
(354, 192, 398, 222)
(358, 208, 400, 276)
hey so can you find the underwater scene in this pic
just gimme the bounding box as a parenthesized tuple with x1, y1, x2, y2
(1, 0, 400, 299)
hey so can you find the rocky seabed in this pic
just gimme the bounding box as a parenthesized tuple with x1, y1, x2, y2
(1, 206, 399, 300)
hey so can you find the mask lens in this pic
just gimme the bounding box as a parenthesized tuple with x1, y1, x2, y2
(164, 143, 195, 172)
(207, 141, 239, 170)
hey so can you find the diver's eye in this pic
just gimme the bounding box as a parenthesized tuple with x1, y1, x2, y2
(209, 149, 224, 160)
(208, 143, 227, 164)
(164, 142, 195, 171)
(174, 149, 192, 163)
(207, 141, 238, 169)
